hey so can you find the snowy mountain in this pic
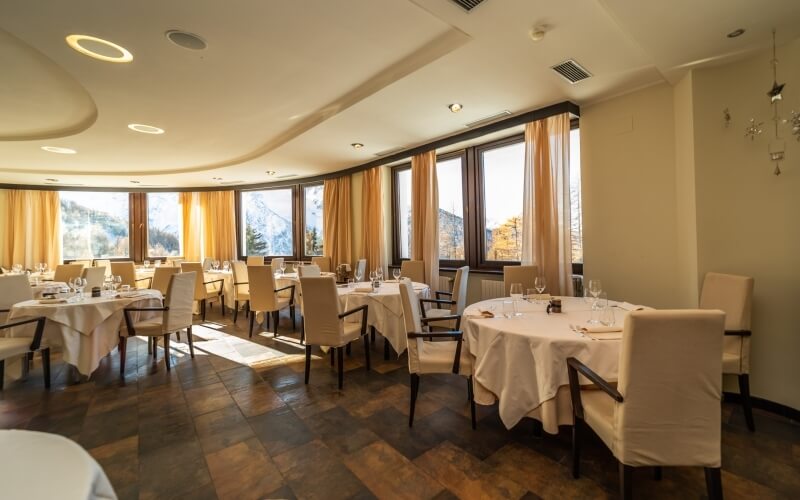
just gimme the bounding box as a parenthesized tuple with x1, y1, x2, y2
(243, 192, 294, 255)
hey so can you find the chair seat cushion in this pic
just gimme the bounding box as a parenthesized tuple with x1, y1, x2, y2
(581, 389, 616, 451)
(425, 308, 453, 318)
(416, 339, 473, 375)
(237, 291, 251, 301)
(722, 352, 742, 374)
(129, 319, 164, 337)
(341, 322, 363, 344)
(0, 338, 33, 360)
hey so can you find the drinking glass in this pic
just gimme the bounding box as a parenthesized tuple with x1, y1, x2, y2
(526, 288, 536, 302)
(392, 268, 401, 280)
(213, 260, 220, 271)
(67, 277, 77, 296)
(369, 270, 377, 282)
(279, 262, 286, 276)
(509, 283, 523, 316)
(154, 260, 161, 268)
(223, 261, 230, 272)
(12, 264, 22, 274)
(354, 269, 363, 282)
(600, 304, 616, 327)
(112, 275, 122, 292)
(347, 278, 355, 289)
(502, 300, 514, 318)
(75, 278, 87, 299)
(376, 267, 384, 281)
(535, 276, 546, 295)
(143, 260, 150, 269)
(588, 279, 602, 299)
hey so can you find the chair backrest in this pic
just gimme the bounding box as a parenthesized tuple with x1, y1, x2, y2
(167, 257, 184, 267)
(311, 256, 332, 273)
(699, 272, 754, 374)
(614, 309, 725, 467)
(151, 267, 179, 296)
(356, 259, 367, 282)
(231, 261, 249, 295)
(247, 265, 280, 312)
(0, 274, 34, 311)
(81, 267, 106, 291)
(180, 262, 207, 300)
(53, 264, 84, 283)
(451, 266, 470, 315)
(94, 259, 112, 277)
(270, 258, 284, 274)
(398, 279, 424, 373)
(400, 260, 425, 283)
(246, 256, 264, 266)
(503, 265, 537, 297)
(297, 265, 321, 278)
(110, 262, 137, 287)
(70, 260, 92, 269)
(164, 272, 196, 332)
(202, 258, 213, 271)
(300, 276, 344, 346)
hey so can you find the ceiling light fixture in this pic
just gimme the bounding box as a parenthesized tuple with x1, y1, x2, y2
(265, 170, 276, 176)
(45, 178, 58, 182)
(212, 177, 222, 181)
(727, 28, 746, 38)
(448, 103, 463, 113)
(529, 27, 547, 42)
(130, 180, 140, 184)
(41, 146, 77, 154)
(65, 34, 133, 63)
(351, 143, 364, 149)
(128, 123, 165, 135)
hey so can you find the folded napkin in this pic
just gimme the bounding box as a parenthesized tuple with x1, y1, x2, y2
(615, 302, 647, 311)
(579, 325, 623, 333)
(353, 286, 373, 293)
(586, 331, 622, 341)
(38, 298, 67, 304)
(119, 292, 150, 299)
(465, 310, 495, 319)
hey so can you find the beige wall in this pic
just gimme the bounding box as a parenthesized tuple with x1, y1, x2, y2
(0, 189, 7, 268)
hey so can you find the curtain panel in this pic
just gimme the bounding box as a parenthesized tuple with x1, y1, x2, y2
(200, 190, 237, 262)
(360, 167, 385, 274)
(323, 176, 352, 268)
(411, 150, 439, 289)
(179, 192, 202, 262)
(2, 189, 61, 270)
(521, 113, 573, 296)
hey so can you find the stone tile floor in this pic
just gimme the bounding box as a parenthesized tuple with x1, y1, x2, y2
(1, 307, 798, 499)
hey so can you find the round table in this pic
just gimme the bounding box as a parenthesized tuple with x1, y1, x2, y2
(463, 296, 634, 434)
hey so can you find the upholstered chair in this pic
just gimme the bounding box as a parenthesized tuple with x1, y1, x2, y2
(94, 259, 112, 277)
(53, 264, 84, 284)
(167, 257, 184, 267)
(0, 275, 34, 323)
(181, 262, 225, 321)
(230, 261, 250, 324)
(246, 256, 264, 266)
(81, 266, 106, 291)
(700, 272, 756, 431)
(567, 309, 725, 500)
(247, 265, 294, 338)
(400, 260, 425, 284)
(110, 261, 152, 289)
(0, 316, 50, 390)
(355, 259, 367, 282)
(311, 256, 332, 273)
(151, 267, 179, 298)
(503, 265, 537, 297)
(296, 264, 321, 343)
(398, 279, 475, 429)
(70, 260, 93, 269)
(300, 276, 369, 389)
(202, 257, 213, 271)
(122, 272, 196, 375)
(270, 257, 285, 274)
(421, 266, 469, 330)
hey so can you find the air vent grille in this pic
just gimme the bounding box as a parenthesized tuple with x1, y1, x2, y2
(465, 110, 512, 128)
(551, 59, 592, 84)
(450, 0, 485, 12)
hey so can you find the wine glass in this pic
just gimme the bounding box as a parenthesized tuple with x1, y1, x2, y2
(279, 261, 286, 276)
(392, 268, 401, 281)
(376, 267, 384, 281)
(75, 277, 87, 299)
(12, 264, 22, 274)
(509, 283, 523, 316)
(354, 268, 363, 283)
(112, 275, 122, 292)
(213, 260, 220, 271)
(67, 277, 77, 295)
(535, 276, 546, 295)
(369, 270, 377, 283)
(222, 261, 230, 272)
(588, 279, 602, 299)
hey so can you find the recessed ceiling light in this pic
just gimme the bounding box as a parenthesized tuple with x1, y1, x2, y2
(128, 123, 165, 135)
(351, 143, 364, 149)
(727, 28, 746, 38)
(265, 170, 276, 176)
(448, 103, 463, 113)
(45, 178, 58, 182)
(212, 177, 222, 181)
(41, 146, 77, 154)
(65, 34, 133, 63)
(165, 30, 207, 50)
(529, 28, 546, 42)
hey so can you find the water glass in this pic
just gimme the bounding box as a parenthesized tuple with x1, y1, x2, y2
(120, 284, 131, 293)
(526, 288, 536, 302)
(112, 275, 122, 292)
(588, 279, 602, 299)
(154, 260, 161, 268)
(502, 300, 514, 318)
(600, 305, 616, 327)
(347, 279, 355, 289)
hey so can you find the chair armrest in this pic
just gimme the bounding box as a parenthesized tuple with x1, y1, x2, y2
(0, 308, 9, 313)
(566, 357, 623, 420)
(275, 284, 296, 304)
(124, 307, 169, 312)
(435, 290, 453, 300)
(420, 298, 456, 311)
(724, 330, 752, 337)
(421, 314, 461, 330)
(135, 276, 153, 288)
(0, 316, 47, 351)
(407, 330, 464, 373)
(338, 304, 367, 319)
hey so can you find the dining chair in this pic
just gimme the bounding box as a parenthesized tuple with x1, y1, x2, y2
(53, 264, 84, 283)
(355, 259, 366, 282)
(246, 256, 264, 266)
(247, 265, 295, 338)
(398, 279, 475, 429)
(400, 260, 425, 283)
(300, 276, 369, 389)
(297, 264, 321, 343)
(0, 316, 50, 390)
(166, 257, 184, 267)
(181, 262, 225, 321)
(121, 272, 196, 375)
(567, 309, 725, 500)
(151, 267, 179, 298)
(421, 266, 469, 330)
(700, 272, 756, 431)
(230, 261, 250, 324)
(0, 275, 34, 323)
(94, 259, 112, 277)
(110, 262, 152, 289)
(503, 265, 537, 296)
(202, 257, 213, 271)
(70, 260, 93, 269)
(81, 266, 106, 291)
(311, 256, 332, 273)
(270, 257, 284, 274)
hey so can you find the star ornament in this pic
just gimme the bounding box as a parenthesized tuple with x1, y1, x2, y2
(768, 81, 785, 102)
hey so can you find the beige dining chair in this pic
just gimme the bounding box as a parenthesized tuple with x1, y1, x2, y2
(311, 256, 332, 273)
(70, 260, 92, 269)
(355, 259, 366, 282)
(503, 265, 537, 297)
(246, 256, 264, 266)
(81, 266, 106, 291)
(53, 264, 84, 284)
(398, 279, 475, 429)
(300, 276, 369, 389)
(166, 257, 184, 267)
(94, 259, 112, 277)
(110, 262, 152, 289)
(700, 272, 756, 431)
(0, 275, 34, 323)
(181, 262, 225, 321)
(400, 260, 425, 283)
(421, 266, 469, 330)
(230, 260, 250, 324)
(121, 272, 196, 375)
(247, 265, 295, 338)
(202, 257, 213, 271)
(296, 264, 321, 343)
(151, 267, 179, 298)
(567, 309, 725, 500)
(0, 316, 50, 390)
(270, 257, 285, 274)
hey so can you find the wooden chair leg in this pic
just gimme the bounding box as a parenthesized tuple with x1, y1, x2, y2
(233, 300, 239, 323)
(370, 325, 376, 344)
(346, 343, 352, 356)
(118, 336, 127, 378)
(704, 467, 723, 500)
(619, 463, 633, 500)
(572, 418, 581, 478)
(163, 334, 171, 371)
(249, 312, 255, 338)
(201, 300, 206, 322)
(363, 333, 371, 371)
(300, 317, 305, 344)
(738, 374, 755, 432)
(187, 326, 195, 358)
(468, 376, 476, 430)
(221, 295, 225, 316)
(41, 348, 51, 389)
(409, 373, 420, 427)
(654, 466, 662, 481)
(0, 359, 5, 390)
(304, 345, 311, 384)
(152, 337, 158, 361)
(290, 305, 296, 331)
(384, 336, 390, 360)
(272, 311, 279, 337)
(337, 346, 344, 390)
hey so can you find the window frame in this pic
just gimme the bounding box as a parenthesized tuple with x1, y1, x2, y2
(144, 192, 183, 260)
(237, 186, 299, 260)
(435, 150, 469, 269)
(59, 190, 135, 262)
(391, 162, 412, 265)
(299, 182, 324, 261)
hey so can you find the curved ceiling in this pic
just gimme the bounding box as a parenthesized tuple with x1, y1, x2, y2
(0, 0, 799, 188)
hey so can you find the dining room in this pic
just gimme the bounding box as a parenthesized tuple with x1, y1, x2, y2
(0, 0, 798, 499)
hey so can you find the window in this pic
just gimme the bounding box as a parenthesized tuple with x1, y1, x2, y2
(241, 188, 294, 256)
(395, 168, 412, 259)
(569, 128, 583, 264)
(302, 184, 324, 257)
(480, 141, 525, 262)
(437, 156, 465, 261)
(147, 192, 182, 257)
(60, 191, 130, 260)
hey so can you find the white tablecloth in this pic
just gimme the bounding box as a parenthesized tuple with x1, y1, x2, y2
(8, 290, 162, 376)
(0, 430, 116, 499)
(464, 296, 630, 433)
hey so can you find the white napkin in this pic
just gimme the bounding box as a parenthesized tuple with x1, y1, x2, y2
(579, 325, 623, 333)
(38, 298, 67, 304)
(616, 302, 647, 311)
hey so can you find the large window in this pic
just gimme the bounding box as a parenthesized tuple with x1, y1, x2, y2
(437, 156, 465, 261)
(480, 141, 525, 262)
(302, 184, 324, 257)
(569, 128, 583, 264)
(147, 192, 182, 257)
(395, 169, 412, 259)
(61, 191, 130, 260)
(241, 188, 295, 256)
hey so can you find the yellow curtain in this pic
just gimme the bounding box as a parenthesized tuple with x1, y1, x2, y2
(200, 190, 237, 262)
(323, 176, 352, 268)
(2, 189, 61, 270)
(360, 167, 385, 274)
(521, 113, 573, 296)
(179, 192, 202, 261)
(411, 151, 439, 289)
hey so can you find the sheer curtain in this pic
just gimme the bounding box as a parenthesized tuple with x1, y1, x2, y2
(411, 150, 439, 289)
(200, 191, 237, 261)
(360, 167, 384, 274)
(323, 176, 352, 268)
(2, 189, 61, 269)
(179, 192, 202, 261)
(521, 113, 573, 296)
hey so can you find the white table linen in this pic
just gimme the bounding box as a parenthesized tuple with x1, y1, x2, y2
(8, 290, 162, 376)
(463, 296, 631, 433)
